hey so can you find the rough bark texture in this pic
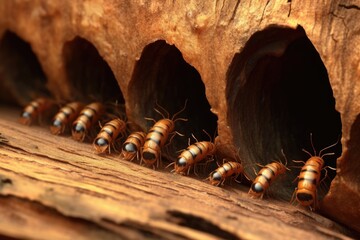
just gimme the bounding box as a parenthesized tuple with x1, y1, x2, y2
(0, 0, 359, 235)
(0, 107, 357, 239)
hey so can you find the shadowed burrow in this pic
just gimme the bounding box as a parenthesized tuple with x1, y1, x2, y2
(0, 31, 50, 106)
(226, 25, 342, 200)
(128, 40, 218, 162)
(62, 36, 125, 105)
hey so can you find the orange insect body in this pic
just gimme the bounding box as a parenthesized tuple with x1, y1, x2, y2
(142, 119, 174, 167)
(174, 141, 216, 175)
(141, 101, 188, 168)
(248, 162, 287, 199)
(292, 134, 339, 211)
(50, 102, 84, 135)
(19, 97, 55, 126)
(295, 157, 323, 208)
(120, 131, 146, 161)
(93, 118, 126, 153)
(72, 102, 105, 142)
(209, 161, 243, 186)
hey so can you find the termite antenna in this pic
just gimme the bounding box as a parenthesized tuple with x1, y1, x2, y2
(302, 148, 313, 158)
(280, 149, 291, 171)
(191, 133, 199, 143)
(144, 117, 157, 124)
(165, 162, 175, 169)
(154, 103, 167, 119)
(172, 99, 188, 121)
(321, 152, 335, 158)
(202, 129, 212, 142)
(319, 136, 340, 159)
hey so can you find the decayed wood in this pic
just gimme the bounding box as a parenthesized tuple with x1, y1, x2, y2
(1, 0, 360, 234)
(0, 106, 357, 239)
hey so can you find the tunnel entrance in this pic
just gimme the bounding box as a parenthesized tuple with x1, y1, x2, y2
(129, 40, 218, 161)
(0, 31, 49, 106)
(63, 36, 124, 104)
(226, 26, 342, 199)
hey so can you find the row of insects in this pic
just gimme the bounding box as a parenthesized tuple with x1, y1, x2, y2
(18, 97, 338, 211)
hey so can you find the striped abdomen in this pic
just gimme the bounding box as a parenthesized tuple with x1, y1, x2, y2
(209, 161, 243, 186)
(175, 141, 216, 175)
(248, 162, 287, 198)
(121, 131, 146, 161)
(93, 118, 126, 153)
(142, 119, 174, 167)
(72, 102, 104, 142)
(19, 97, 55, 126)
(50, 102, 84, 135)
(295, 157, 323, 208)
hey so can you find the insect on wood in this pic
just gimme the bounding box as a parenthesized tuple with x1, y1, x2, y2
(19, 97, 57, 126)
(291, 134, 339, 211)
(93, 118, 127, 154)
(72, 102, 105, 142)
(50, 102, 84, 135)
(141, 100, 188, 168)
(248, 150, 290, 199)
(120, 131, 147, 161)
(208, 160, 244, 186)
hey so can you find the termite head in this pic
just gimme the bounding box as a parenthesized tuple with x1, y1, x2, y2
(174, 157, 190, 175)
(93, 137, 109, 153)
(19, 111, 33, 125)
(121, 142, 138, 159)
(209, 171, 222, 186)
(123, 142, 137, 153)
(142, 148, 158, 166)
(50, 118, 65, 135)
(248, 182, 264, 199)
(72, 121, 86, 142)
(120, 142, 138, 160)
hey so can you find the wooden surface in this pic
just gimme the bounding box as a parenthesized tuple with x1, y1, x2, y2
(0, 105, 357, 240)
(1, 0, 360, 231)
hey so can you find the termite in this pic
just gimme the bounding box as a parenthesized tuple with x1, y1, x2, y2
(171, 131, 216, 175)
(208, 160, 244, 186)
(93, 118, 127, 154)
(291, 134, 339, 210)
(141, 101, 188, 168)
(248, 150, 290, 199)
(174, 141, 216, 175)
(120, 131, 147, 161)
(71, 102, 105, 142)
(50, 102, 84, 135)
(19, 97, 56, 126)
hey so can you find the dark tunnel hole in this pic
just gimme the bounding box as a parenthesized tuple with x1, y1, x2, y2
(129, 40, 218, 162)
(226, 25, 342, 199)
(0, 31, 50, 106)
(63, 36, 124, 104)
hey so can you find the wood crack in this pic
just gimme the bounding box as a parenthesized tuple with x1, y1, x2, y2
(229, 0, 240, 23)
(260, 0, 271, 24)
(338, 3, 360, 10)
(0, 107, 357, 238)
(166, 210, 239, 240)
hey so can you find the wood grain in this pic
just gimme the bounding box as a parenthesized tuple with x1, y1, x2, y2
(1, 0, 360, 231)
(0, 106, 357, 239)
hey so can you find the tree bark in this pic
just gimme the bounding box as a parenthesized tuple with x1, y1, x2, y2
(0, 106, 357, 240)
(0, 0, 360, 235)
